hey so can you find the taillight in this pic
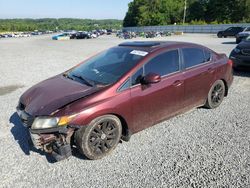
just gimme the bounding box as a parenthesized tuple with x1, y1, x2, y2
(227, 59, 233, 67)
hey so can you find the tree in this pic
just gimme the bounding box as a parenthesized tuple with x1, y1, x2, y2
(0, 19, 123, 32)
(123, 0, 184, 27)
(123, 0, 250, 27)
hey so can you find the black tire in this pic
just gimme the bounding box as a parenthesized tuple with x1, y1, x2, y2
(204, 80, 226, 109)
(75, 115, 122, 160)
(217, 33, 223, 38)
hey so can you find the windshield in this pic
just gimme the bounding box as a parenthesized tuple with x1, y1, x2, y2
(244, 27, 250, 32)
(68, 47, 145, 85)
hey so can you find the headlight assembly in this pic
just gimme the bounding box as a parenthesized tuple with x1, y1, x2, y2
(31, 115, 76, 129)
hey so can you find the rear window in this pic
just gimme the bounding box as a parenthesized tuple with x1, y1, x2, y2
(183, 48, 206, 69)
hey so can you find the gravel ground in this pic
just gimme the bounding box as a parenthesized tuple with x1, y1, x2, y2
(0, 34, 249, 188)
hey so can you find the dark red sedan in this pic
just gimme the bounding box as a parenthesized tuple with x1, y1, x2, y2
(17, 41, 233, 161)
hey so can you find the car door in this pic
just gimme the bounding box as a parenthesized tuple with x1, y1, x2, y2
(181, 47, 215, 110)
(224, 27, 233, 36)
(130, 49, 184, 132)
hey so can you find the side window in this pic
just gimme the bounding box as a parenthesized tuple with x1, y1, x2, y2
(183, 48, 205, 69)
(204, 50, 211, 62)
(131, 67, 143, 86)
(144, 50, 179, 76)
(118, 79, 130, 91)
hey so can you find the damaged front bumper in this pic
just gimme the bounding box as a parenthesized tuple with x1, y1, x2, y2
(16, 107, 76, 161)
(29, 127, 75, 161)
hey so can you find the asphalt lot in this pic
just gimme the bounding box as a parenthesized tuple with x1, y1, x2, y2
(0, 34, 249, 187)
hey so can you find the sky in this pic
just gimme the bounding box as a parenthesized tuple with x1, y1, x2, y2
(0, 0, 133, 19)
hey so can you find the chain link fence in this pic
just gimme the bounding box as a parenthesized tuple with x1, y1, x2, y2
(124, 23, 250, 33)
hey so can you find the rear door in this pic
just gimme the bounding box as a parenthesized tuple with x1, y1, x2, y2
(224, 27, 233, 36)
(181, 48, 215, 109)
(130, 49, 184, 132)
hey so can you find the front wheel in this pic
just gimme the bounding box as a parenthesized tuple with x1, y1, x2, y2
(75, 115, 122, 160)
(217, 33, 223, 38)
(204, 80, 225, 109)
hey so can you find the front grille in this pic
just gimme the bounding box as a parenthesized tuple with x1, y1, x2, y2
(241, 49, 250, 56)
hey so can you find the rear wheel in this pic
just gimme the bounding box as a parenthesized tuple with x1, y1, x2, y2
(75, 115, 122, 160)
(204, 80, 225, 109)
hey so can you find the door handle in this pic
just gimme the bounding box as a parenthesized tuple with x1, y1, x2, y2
(172, 80, 183, 87)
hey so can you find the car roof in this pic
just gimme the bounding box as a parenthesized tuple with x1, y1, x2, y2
(118, 41, 203, 52)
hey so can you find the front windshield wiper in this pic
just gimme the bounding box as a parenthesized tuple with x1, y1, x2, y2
(70, 73, 96, 87)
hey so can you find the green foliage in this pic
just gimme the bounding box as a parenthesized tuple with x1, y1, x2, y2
(123, 0, 183, 27)
(0, 18, 122, 32)
(123, 0, 250, 27)
(189, 20, 207, 25)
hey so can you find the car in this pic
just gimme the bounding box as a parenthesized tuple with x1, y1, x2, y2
(90, 33, 98, 38)
(75, 32, 91, 39)
(217, 27, 244, 38)
(106, 29, 112, 35)
(52, 33, 70, 40)
(236, 27, 250, 44)
(16, 41, 233, 161)
(230, 36, 250, 68)
(146, 32, 156, 38)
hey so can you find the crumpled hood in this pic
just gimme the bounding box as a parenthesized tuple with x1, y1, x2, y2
(20, 75, 100, 116)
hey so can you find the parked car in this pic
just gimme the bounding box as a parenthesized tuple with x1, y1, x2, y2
(17, 41, 233, 161)
(230, 36, 250, 68)
(63, 30, 77, 39)
(236, 27, 250, 44)
(106, 29, 112, 35)
(52, 33, 70, 40)
(90, 33, 98, 38)
(75, 32, 91, 39)
(146, 32, 156, 38)
(217, 27, 244, 38)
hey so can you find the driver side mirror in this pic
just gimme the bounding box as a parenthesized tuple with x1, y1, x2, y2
(141, 73, 161, 85)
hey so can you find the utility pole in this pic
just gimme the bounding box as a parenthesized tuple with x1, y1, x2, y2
(183, 0, 187, 24)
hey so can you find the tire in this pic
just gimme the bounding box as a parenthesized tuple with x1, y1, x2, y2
(204, 80, 226, 109)
(75, 115, 122, 160)
(217, 33, 223, 38)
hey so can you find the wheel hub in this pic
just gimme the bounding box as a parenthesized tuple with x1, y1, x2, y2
(101, 133, 106, 140)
